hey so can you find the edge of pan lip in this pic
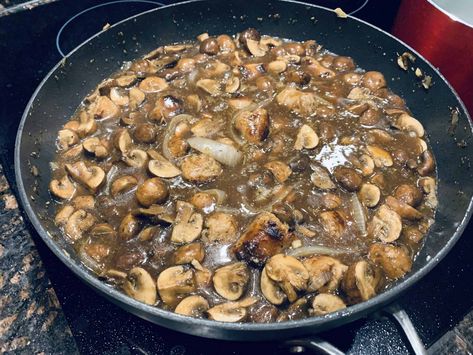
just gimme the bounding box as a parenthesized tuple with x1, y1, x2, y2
(13, 0, 473, 336)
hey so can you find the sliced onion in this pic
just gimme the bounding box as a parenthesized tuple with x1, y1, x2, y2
(187, 137, 242, 167)
(162, 114, 193, 161)
(350, 193, 367, 237)
(287, 245, 355, 258)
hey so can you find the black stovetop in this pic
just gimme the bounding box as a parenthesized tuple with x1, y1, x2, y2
(2, 1, 473, 354)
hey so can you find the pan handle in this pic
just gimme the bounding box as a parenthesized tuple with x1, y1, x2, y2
(281, 303, 426, 355)
(381, 303, 427, 355)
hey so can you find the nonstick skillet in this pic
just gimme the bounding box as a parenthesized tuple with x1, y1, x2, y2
(14, 0, 473, 344)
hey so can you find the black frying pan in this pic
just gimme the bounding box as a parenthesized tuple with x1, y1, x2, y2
(14, 0, 473, 343)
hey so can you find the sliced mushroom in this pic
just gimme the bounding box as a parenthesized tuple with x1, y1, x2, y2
(191, 118, 223, 138)
(358, 183, 381, 208)
(115, 129, 133, 153)
(264, 161, 292, 183)
(225, 77, 240, 93)
(191, 259, 212, 288)
(417, 150, 435, 176)
(91, 96, 120, 120)
(118, 213, 142, 240)
(83, 137, 109, 158)
(157, 265, 195, 306)
(369, 243, 412, 279)
(65, 161, 105, 192)
(246, 39, 267, 57)
(171, 201, 204, 244)
(132, 204, 175, 224)
(123, 267, 157, 305)
(295, 124, 319, 150)
(138, 76, 169, 93)
(136, 178, 168, 207)
(213, 262, 249, 301)
(175, 295, 209, 317)
(62, 144, 84, 160)
(359, 154, 375, 176)
(310, 165, 336, 190)
(385, 196, 422, 220)
(368, 205, 402, 242)
(260, 266, 287, 305)
(54, 205, 75, 226)
(207, 297, 258, 322)
(173, 243, 205, 265)
(64, 209, 96, 241)
(196, 79, 221, 96)
(77, 111, 97, 138)
(90, 223, 116, 239)
(228, 97, 253, 110)
(393, 113, 424, 137)
(265, 254, 309, 303)
(110, 87, 129, 106)
(115, 74, 137, 87)
(366, 145, 393, 167)
(72, 195, 95, 210)
(58, 129, 79, 150)
(342, 260, 380, 303)
(303, 256, 348, 293)
(148, 150, 181, 178)
(267, 60, 287, 74)
(319, 211, 346, 238)
(394, 184, 423, 207)
(333, 167, 362, 192)
(276, 88, 328, 116)
(311, 294, 346, 316)
(419, 176, 438, 209)
(111, 175, 138, 197)
(129, 87, 146, 109)
(49, 175, 76, 200)
(123, 149, 148, 168)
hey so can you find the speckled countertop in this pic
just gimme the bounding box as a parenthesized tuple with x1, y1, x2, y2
(0, 164, 78, 354)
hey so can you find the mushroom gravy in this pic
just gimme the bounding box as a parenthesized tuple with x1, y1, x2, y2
(49, 29, 437, 322)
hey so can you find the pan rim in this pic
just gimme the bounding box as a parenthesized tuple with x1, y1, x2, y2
(14, 0, 473, 336)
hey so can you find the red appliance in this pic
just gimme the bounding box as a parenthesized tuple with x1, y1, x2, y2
(393, 0, 473, 115)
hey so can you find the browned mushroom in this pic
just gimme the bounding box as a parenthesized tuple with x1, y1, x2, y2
(173, 243, 205, 265)
(294, 124, 319, 150)
(90, 96, 120, 120)
(207, 297, 258, 322)
(64, 209, 96, 241)
(157, 265, 195, 306)
(311, 294, 346, 316)
(333, 166, 362, 192)
(83, 137, 109, 158)
(139, 76, 169, 93)
(385, 196, 422, 220)
(118, 213, 142, 240)
(123, 267, 157, 305)
(175, 295, 209, 317)
(135, 178, 168, 207)
(72, 195, 95, 210)
(368, 205, 402, 242)
(369, 243, 412, 279)
(50, 175, 76, 200)
(58, 129, 79, 150)
(342, 260, 380, 304)
(213, 262, 249, 301)
(264, 161, 292, 183)
(358, 183, 381, 208)
(303, 256, 348, 293)
(394, 184, 423, 207)
(171, 201, 204, 244)
(319, 211, 346, 239)
(65, 161, 105, 192)
(264, 254, 309, 303)
(111, 175, 138, 197)
(148, 150, 181, 178)
(417, 150, 435, 176)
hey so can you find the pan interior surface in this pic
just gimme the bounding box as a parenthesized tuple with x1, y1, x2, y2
(14, 0, 473, 340)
